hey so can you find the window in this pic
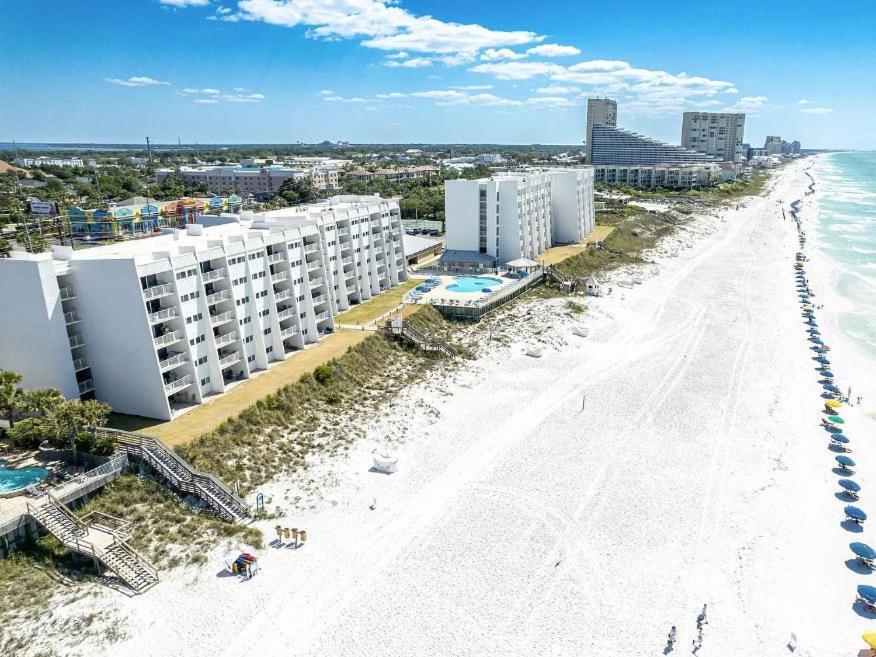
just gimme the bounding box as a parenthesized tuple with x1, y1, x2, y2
(247, 355, 256, 363)
(266, 346, 273, 354)
(197, 356, 208, 365)
(263, 327, 272, 335)
(239, 317, 251, 326)
(200, 377, 210, 386)
(245, 335, 254, 344)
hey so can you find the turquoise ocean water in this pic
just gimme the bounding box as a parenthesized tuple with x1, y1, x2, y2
(816, 152, 876, 359)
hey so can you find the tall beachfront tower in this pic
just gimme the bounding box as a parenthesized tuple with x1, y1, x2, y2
(585, 98, 618, 163)
(681, 112, 746, 163)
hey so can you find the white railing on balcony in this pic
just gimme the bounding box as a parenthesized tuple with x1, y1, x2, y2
(306, 261, 320, 272)
(158, 352, 188, 372)
(78, 379, 94, 395)
(280, 326, 298, 338)
(153, 330, 184, 348)
(214, 330, 239, 348)
(312, 295, 328, 306)
(267, 252, 284, 263)
(72, 357, 90, 371)
(342, 256, 354, 265)
(315, 311, 330, 322)
(69, 334, 86, 349)
(341, 241, 353, 251)
(201, 268, 226, 283)
(59, 286, 76, 300)
(210, 311, 235, 327)
(164, 374, 193, 393)
(148, 307, 180, 324)
(274, 289, 292, 301)
(277, 308, 295, 321)
(310, 277, 325, 287)
(304, 243, 319, 254)
(218, 352, 242, 368)
(206, 289, 232, 306)
(64, 310, 81, 325)
(142, 283, 174, 301)
(272, 270, 290, 282)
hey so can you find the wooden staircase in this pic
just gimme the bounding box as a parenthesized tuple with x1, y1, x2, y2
(107, 430, 249, 523)
(383, 320, 456, 358)
(27, 495, 158, 594)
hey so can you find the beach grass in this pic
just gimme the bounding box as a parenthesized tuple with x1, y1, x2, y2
(333, 279, 420, 325)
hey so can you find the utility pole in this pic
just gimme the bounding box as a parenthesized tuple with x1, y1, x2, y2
(146, 136, 153, 164)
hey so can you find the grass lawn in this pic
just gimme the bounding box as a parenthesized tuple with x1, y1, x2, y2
(538, 225, 616, 266)
(121, 330, 372, 447)
(333, 279, 419, 325)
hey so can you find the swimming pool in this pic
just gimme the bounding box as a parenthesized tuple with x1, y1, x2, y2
(0, 460, 49, 495)
(446, 276, 503, 293)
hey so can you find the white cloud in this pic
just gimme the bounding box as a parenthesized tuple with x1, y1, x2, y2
(385, 51, 409, 59)
(213, 0, 543, 61)
(160, 0, 210, 6)
(448, 84, 494, 91)
(533, 84, 578, 95)
(381, 88, 521, 107)
(480, 48, 527, 61)
(376, 92, 407, 99)
(470, 61, 564, 80)
(800, 106, 834, 114)
(320, 90, 368, 103)
(384, 57, 432, 68)
(797, 99, 812, 105)
(526, 96, 575, 107)
(182, 87, 221, 95)
(105, 76, 170, 87)
(722, 95, 769, 112)
(526, 44, 580, 57)
(186, 87, 265, 102)
(364, 105, 379, 112)
(193, 98, 220, 104)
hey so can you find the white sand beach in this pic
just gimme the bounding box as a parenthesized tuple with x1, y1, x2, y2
(45, 159, 876, 657)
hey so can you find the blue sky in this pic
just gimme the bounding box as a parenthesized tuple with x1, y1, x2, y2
(1, 0, 874, 148)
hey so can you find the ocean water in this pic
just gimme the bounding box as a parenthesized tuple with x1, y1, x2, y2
(815, 152, 876, 359)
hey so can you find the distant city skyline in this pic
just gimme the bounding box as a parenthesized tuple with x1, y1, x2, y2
(1, 0, 873, 148)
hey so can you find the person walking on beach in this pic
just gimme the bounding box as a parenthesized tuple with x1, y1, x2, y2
(692, 626, 703, 652)
(697, 604, 708, 629)
(666, 625, 677, 651)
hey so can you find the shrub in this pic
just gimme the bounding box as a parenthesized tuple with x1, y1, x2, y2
(313, 365, 332, 385)
(5, 417, 47, 449)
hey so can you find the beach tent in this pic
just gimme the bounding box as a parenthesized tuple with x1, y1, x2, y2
(845, 505, 866, 523)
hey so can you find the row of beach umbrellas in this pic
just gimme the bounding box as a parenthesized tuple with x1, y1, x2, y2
(793, 198, 876, 624)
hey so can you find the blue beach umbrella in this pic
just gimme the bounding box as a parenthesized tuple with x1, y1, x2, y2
(851, 543, 876, 560)
(846, 505, 866, 522)
(831, 435, 850, 446)
(840, 479, 861, 493)
(837, 455, 856, 469)
(820, 370, 834, 378)
(824, 384, 840, 393)
(809, 338, 823, 344)
(824, 424, 843, 433)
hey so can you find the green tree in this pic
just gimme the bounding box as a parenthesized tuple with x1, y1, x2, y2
(0, 237, 12, 258)
(278, 177, 318, 205)
(6, 417, 47, 449)
(25, 232, 48, 253)
(0, 370, 23, 426)
(45, 399, 109, 462)
(16, 388, 64, 418)
(158, 173, 185, 200)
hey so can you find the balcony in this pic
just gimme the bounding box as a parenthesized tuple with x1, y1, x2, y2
(274, 289, 293, 302)
(210, 310, 235, 327)
(59, 286, 76, 300)
(158, 352, 189, 372)
(272, 270, 290, 282)
(280, 326, 299, 338)
(306, 261, 320, 272)
(148, 307, 180, 324)
(68, 334, 86, 349)
(218, 351, 242, 369)
(277, 308, 296, 321)
(72, 357, 90, 372)
(337, 228, 350, 236)
(201, 267, 226, 283)
(309, 277, 325, 288)
(214, 330, 239, 348)
(64, 310, 82, 325)
(342, 256, 354, 265)
(312, 294, 328, 306)
(78, 379, 94, 395)
(304, 243, 319, 254)
(206, 289, 232, 306)
(153, 330, 184, 348)
(315, 311, 330, 322)
(267, 252, 284, 264)
(142, 283, 174, 301)
(164, 374, 193, 394)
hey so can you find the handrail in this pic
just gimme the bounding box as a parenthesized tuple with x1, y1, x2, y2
(108, 539, 159, 582)
(45, 493, 89, 533)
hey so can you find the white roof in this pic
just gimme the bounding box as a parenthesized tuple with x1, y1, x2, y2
(506, 258, 539, 268)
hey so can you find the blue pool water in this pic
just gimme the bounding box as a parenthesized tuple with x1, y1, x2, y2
(0, 460, 49, 493)
(446, 276, 503, 293)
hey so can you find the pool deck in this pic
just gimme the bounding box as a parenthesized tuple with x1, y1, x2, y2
(414, 274, 519, 304)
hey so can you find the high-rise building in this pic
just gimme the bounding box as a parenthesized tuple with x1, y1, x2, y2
(444, 169, 595, 266)
(585, 98, 617, 163)
(589, 125, 716, 166)
(0, 195, 407, 420)
(680, 112, 746, 162)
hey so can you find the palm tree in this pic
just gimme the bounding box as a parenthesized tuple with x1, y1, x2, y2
(16, 388, 63, 418)
(79, 399, 111, 444)
(0, 370, 23, 426)
(46, 399, 110, 463)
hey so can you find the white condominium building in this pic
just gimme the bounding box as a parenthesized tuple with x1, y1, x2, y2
(0, 196, 407, 420)
(444, 169, 595, 266)
(593, 163, 722, 189)
(13, 156, 85, 168)
(681, 112, 746, 163)
(155, 163, 340, 195)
